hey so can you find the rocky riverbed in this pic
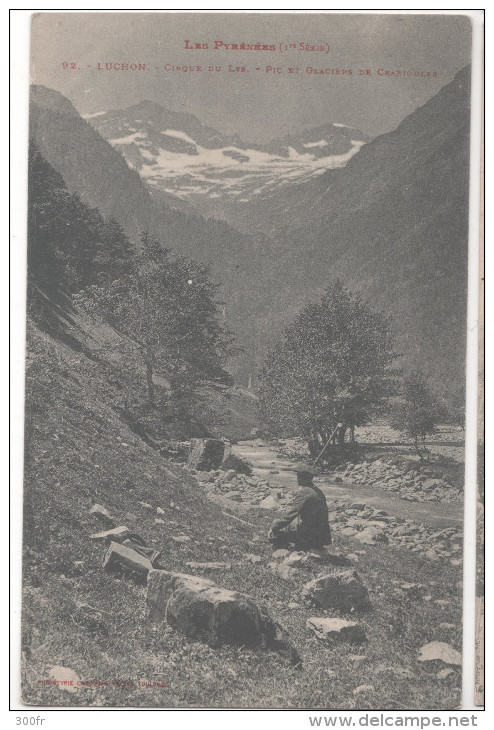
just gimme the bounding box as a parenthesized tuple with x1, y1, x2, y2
(274, 437, 463, 504)
(191, 466, 463, 565)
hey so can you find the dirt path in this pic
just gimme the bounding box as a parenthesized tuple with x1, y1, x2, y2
(232, 440, 463, 528)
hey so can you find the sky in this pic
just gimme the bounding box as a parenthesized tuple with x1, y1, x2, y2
(30, 12, 472, 143)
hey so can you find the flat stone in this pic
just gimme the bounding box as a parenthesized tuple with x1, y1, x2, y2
(376, 666, 414, 679)
(89, 526, 130, 543)
(244, 554, 263, 564)
(272, 549, 290, 559)
(171, 535, 191, 543)
(269, 562, 297, 580)
(185, 562, 231, 571)
(48, 666, 80, 693)
(122, 540, 161, 566)
(400, 583, 425, 599)
(437, 668, 456, 679)
(283, 552, 307, 568)
(103, 541, 153, 582)
(307, 617, 366, 643)
(307, 549, 353, 567)
(353, 685, 374, 695)
(417, 641, 462, 666)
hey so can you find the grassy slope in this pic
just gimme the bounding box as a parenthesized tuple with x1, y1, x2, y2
(21, 322, 462, 709)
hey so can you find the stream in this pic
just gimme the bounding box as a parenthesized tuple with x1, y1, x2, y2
(232, 439, 463, 529)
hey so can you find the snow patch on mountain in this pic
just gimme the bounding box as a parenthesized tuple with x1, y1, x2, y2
(86, 104, 369, 216)
(110, 128, 365, 202)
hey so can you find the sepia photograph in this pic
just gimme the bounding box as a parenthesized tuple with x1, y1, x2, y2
(16, 10, 482, 710)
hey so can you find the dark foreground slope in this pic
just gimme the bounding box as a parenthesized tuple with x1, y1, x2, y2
(21, 320, 461, 709)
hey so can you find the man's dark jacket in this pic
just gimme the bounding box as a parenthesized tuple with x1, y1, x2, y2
(271, 483, 331, 548)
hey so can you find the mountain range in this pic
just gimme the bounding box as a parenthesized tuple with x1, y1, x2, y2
(86, 102, 368, 222)
(29, 68, 471, 401)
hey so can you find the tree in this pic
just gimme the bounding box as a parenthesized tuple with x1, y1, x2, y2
(258, 281, 396, 459)
(391, 370, 440, 460)
(28, 143, 136, 295)
(76, 232, 236, 405)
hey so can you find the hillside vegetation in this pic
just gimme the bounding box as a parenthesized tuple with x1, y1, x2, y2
(22, 322, 462, 709)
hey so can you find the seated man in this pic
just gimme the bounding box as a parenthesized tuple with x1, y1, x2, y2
(268, 463, 332, 550)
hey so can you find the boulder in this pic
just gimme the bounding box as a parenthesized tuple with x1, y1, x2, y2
(147, 570, 215, 620)
(259, 495, 279, 510)
(122, 540, 161, 566)
(146, 569, 300, 664)
(103, 541, 153, 582)
(89, 504, 115, 528)
(306, 617, 366, 643)
(220, 452, 253, 475)
(302, 569, 369, 611)
(417, 641, 462, 667)
(90, 526, 131, 543)
(188, 439, 225, 471)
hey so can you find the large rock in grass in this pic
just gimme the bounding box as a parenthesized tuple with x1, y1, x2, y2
(188, 439, 225, 471)
(417, 641, 462, 667)
(103, 541, 153, 582)
(307, 617, 366, 644)
(302, 569, 369, 611)
(220, 451, 253, 475)
(146, 569, 300, 664)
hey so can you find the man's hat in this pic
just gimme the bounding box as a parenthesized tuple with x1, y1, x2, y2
(293, 462, 318, 477)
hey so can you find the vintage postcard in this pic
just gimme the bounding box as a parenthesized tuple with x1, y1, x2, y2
(19, 11, 481, 709)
